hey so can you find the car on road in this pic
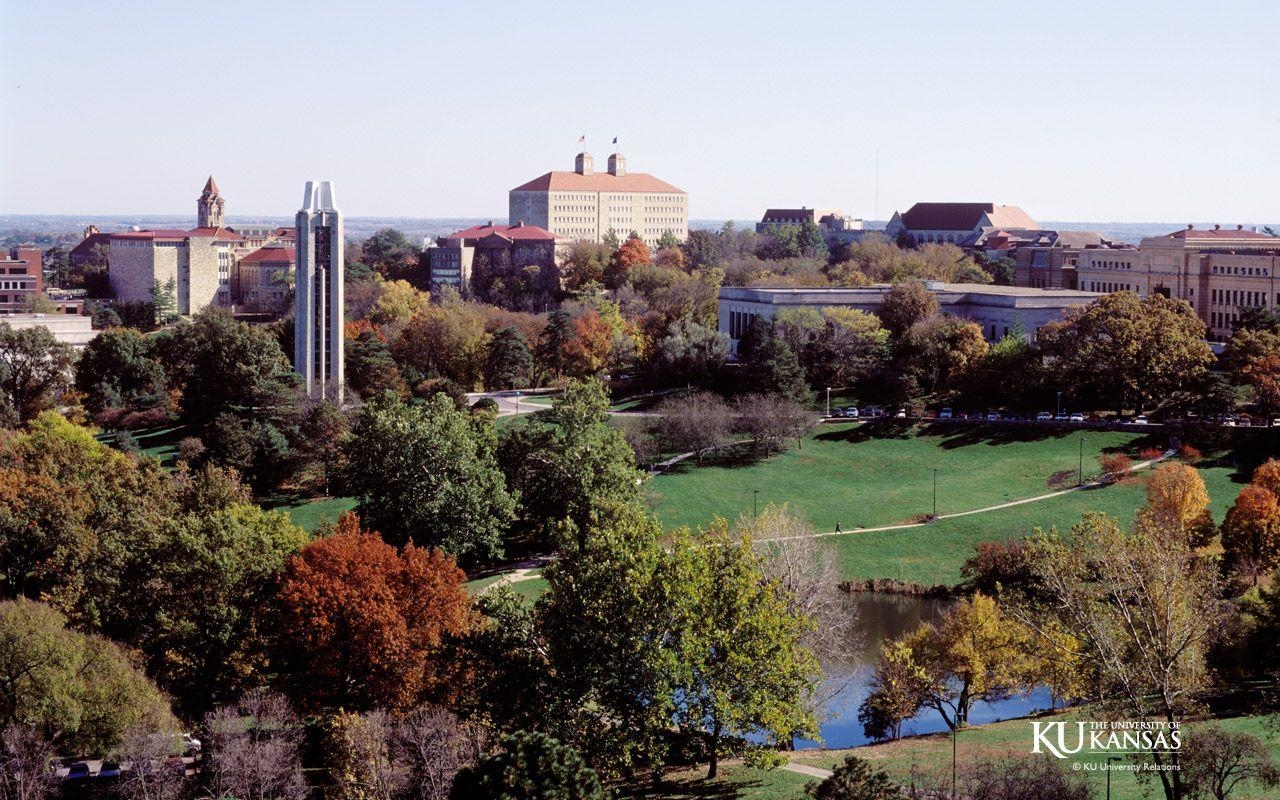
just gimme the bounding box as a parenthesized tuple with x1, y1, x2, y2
(1068, 413, 1085, 423)
(894, 408, 908, 419)
(1036, 411, 1052, 422)
(845, 406, 859, 418)
(98, 762, 121, 780)
(830, 408, 844, 418)
(938, 407, 953, 420)
(63, 763, 91, 784)
(985, 411, 1001, 421)
(1133, 415, 1149, 425)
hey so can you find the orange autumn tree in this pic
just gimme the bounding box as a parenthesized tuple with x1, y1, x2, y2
(1221, 485, 1280, 586)
(605, 235, 651, 287)
(561, 310, 613, 378)
(1145, 462, 1215, 545)
(1251, 458, 1280, 497)
(277, 512, 473, 710)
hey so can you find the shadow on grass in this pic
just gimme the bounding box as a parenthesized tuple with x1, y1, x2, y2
(617, 776, 751, 800)
(658, 443, 774, 474)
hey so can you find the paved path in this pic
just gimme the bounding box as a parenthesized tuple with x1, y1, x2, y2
(783, 760, 833, 779)
(752, 450, 1174, 544)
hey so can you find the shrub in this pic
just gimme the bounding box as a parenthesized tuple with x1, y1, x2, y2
(1179, 443, 1203, 462)
(1099, 452, 1132, 480)
(1139, 446, 1163, 461)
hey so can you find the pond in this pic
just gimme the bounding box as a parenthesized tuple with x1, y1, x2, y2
(797, 592, 1053, 750)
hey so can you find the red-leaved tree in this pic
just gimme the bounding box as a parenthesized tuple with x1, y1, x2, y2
(277, 513, 473, 710)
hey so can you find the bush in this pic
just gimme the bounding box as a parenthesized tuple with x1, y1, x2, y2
(1139, 446, 1163, 461)
(1099, 452, 1132, 481)
(448, 731, 605, 800)
(1180, 443, 1203, 462)
(806, 755, 903, 800)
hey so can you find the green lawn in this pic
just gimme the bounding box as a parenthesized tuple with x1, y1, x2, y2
(650, 423, 1155, 534)
(832, 463, 1245, 586)
(269, 495, 357, 532)
(791, 712, 1280, 800)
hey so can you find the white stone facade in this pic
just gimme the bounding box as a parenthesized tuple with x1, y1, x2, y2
(294, 181, 345, 403)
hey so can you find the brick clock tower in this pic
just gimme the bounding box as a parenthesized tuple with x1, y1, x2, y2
(197, 175, 225, 228)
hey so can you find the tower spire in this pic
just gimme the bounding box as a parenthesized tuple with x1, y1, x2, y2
(197, 175, 225, 228)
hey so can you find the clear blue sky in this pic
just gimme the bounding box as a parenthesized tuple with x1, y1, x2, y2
(1, 0, 1277, 223)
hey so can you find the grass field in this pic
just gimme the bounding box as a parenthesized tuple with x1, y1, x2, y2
(791, 712, 1280, 800)
(270, 494, 357, 532)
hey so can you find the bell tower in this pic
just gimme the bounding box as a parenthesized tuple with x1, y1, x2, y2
(197, 175, 225, 228)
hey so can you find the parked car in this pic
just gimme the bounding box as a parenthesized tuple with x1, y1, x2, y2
(182, 733, 202, 755)
(1238, 415, 1254, 427)
(1054, 412, 1069, 421)
(1133, 415, 1149, 425)
(894, 409, 908, 419)
(830, 408, 844, 418)
(63, 763, 91, 784)
(1222, 416, 1237, 427)
(1069, 413, 1085, 423)
(845, 406, 859, 418)
(937, 407, 953, 420)
(985, 411, 1001, 421)
(98, 762, 121, 780)
(1036, 411, 1052, 422)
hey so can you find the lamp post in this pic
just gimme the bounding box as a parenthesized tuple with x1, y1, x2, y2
(1106, 756, 1123, 800)
(753, 489, 759, 518)
(514, 390, 520, 416)
(826, 387, 831, 418)
(1056, 390, 1062, 418)
(951, 725, 958, 800)
(933, 468, 939, 520)
(1079, 435, 1085, 486)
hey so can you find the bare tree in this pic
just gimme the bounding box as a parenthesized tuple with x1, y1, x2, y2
(1181, 723, 1280, 800)
(114, 727, 187, 800)
(201, 691, 307, 800)
(735, 393, 816, 455)
(0, 725, 57, 800)
(655, 391, 735, 465)
(956, 756, 1091, 800)
(325, 710, 400, 800)
(393, 706, 487, 800)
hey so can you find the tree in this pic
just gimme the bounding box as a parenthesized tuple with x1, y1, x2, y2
(745, 328, 813, 404)
(73, 328, 168, 416)
(114, 726, 189, 800)
(0, 599, 174, 755)
(1036, 292, 1213, 411)
(897, 315, 988, 395)
(536, 310, 574, 378)
(869, 594, 1030, 731)
(0, 725, 58, 800)
(804, 307, 889, 389)
(655, 391, 734, 464)
(797, 219, 829, 260)
(956, 756, 1092, 800)
(150, 279, 177, 326)
(497, 380, 644, 548)
(650, 317, 729, 386)
(300, 400, 348, 495)
(1181, 723, 1280, 800)
(392, 305, 489, 390)
(322, 710, 399, 800)
(1251, 458, 1280, 496)
(858, 640, 928, 742)
(558, 242, 611, 291)
(1221, 484, 1280, 586)
(394, 707, 487, 800)
(276, 514, 473, 710)
(1145, 461, 1211, 532)
(341, 393, 515, 563)
(1016, 511, 1224, 800)
(201, 692, 307, 800)
(878, 281, 939, 341)
(735, 393, 815, 455)
(0, 323, 76, 423)
(361, 228, 420, 280)
(605, 235, 651, 288)
(366, 279, 429, 326)
(1241, 353, 1280, 417)
(805, 755, 903, 800)
(448, 731, 606, 800)
(670, 530, 820, 778)
(347, 327, 408, 399)
(484, 326, 534, 390)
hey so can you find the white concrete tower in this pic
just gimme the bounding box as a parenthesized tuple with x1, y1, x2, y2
(294, 180, 344, 402)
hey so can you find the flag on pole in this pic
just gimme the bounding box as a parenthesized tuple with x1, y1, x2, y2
(578, 134, 585, 144)
(612, 137, 618, 145)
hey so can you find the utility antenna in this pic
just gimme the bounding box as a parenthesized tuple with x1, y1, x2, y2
(874, 148, 880, 221)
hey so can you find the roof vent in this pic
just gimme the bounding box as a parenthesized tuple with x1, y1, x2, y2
(516, 221, 524, 227)
(1237, 224, 1244, 230)
(486, 220, 493, 228)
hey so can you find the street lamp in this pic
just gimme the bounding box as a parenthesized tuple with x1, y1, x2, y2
(826, 387, 832, 418)
(514, 390, 521, 416)
(1079, 435, 1085, 486)
(1106, 756, 1123, 800)
(932, 468, 939, 520)
(951, 725, 958, 800)
(1056, 390, 1062, 418)
(753, 489, 759, 518)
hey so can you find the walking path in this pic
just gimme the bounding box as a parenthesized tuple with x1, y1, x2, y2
(752, 450, 1175, 544)
(782, 760, 834, 779)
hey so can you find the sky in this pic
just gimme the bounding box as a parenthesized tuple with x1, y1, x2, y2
(1, 0, 1277, 223)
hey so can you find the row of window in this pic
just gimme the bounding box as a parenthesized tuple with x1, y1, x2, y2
(0, 281, 33, 291)
(1212, 264, 1271, 276)
(1086, 259, 1135, 270)
(1212, 289, 1280, 307)
(1086, 282, 1134, 293)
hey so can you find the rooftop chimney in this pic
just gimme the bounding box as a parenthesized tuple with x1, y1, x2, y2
(1214, 224, 1221, 230)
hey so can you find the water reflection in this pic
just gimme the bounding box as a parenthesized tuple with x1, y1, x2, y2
(798, 592, 1051, 749)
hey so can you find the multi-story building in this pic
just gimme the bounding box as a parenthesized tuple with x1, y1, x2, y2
(884, 202, 1039, 246)
(996, 230, 1123, 290)
(294, 180, 344, 402)
(719, 282, 1102, 354)
(236, 246, 295, 313)
(426, 222, 559, 290)
(1074, 225, 1280, 340)
(0, 246, 44, 313)
(0, 313, 97, 348)
(91, 177, 293, 314)
(509, 150, 687, 246)
(756, 207, 876, 246)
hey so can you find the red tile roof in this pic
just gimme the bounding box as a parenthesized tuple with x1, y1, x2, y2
(446, 223, 557, 241)
(69, 233, 113, 259)
(511, 171, 685, 194)
(189, 227, 243, 240)
(239, 246, 295, 265)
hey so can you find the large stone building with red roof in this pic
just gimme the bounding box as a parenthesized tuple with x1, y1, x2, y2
(427, 221, 559, 290)
(1075, 224, 1280, 340)
(80, 177, 295, 315)
(509, 150, 687, 246)
(884, 202, 1040, 246)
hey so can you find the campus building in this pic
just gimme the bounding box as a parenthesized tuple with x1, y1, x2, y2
(509, 150, 688, 246)
(427, 221, 559, 290)
(883, 202, 1039, 246)
(718, 282, 1102, 354)
(756, 207, 876, 246)
(294, 180, 344, 402)
(0, 314, 97, 348)
(1074, 225, 1280, 340)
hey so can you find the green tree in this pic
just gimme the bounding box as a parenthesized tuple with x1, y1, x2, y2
(150, 279, 177, 326)
(341, 393, 515, 564)
(1037, 292, 1213, 411)
(536, 310, 574, 378)
(805, 307, 889, 389)
(74, 328, 168, 414)
(877, 281, 939, 341)
(746, 328, 813, 404)
(806, 755, 904, 800)
(650, 317, 729, 386)
(859, 640, 928, 742)
(0, 599, 175, 755)
(361, 228, 421, 280)
(347, 328, 408, 399)
(797, 219, 829, 260)
(670, 530, 820, 778)
(496, 380, 644, 549)
(1181, 724, 1280, 800)
(0, 323, 76, 423)
(484, 327, 534, 390)
(448, 731, 606, 800)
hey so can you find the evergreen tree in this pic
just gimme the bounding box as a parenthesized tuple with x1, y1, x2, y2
(449, 731, 605, 800)
(485, 327, 534, 390)
(537, 310, 574, 378)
